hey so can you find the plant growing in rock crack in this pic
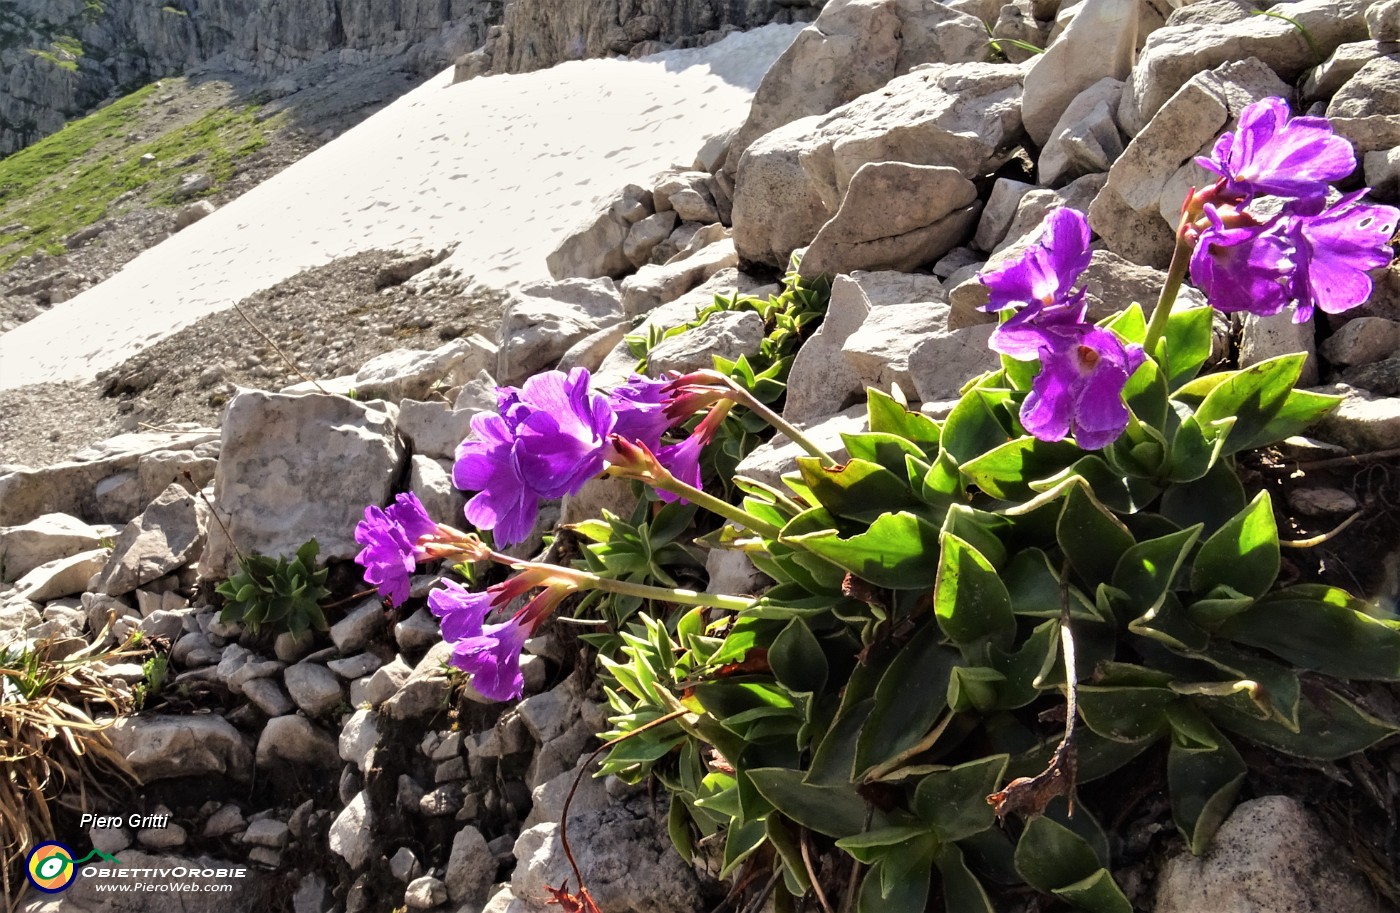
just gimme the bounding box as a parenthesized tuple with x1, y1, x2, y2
(215, 538, 331, 635)
(351, 98, 1400, 912)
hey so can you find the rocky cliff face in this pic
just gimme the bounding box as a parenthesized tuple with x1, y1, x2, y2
(460, 0, 823, 78)
(0, 0, 504, 154)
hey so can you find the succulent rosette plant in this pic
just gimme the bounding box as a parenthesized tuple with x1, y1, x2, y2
(355, 99, 1400, 912)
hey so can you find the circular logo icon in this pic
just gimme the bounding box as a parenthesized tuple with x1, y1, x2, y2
(26, 842, 77, 893)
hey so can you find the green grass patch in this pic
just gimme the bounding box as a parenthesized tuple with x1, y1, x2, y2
(0, 83, 283, 271)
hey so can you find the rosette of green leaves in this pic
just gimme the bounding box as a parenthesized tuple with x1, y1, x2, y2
(215, 539, 330, 635)
(594, 304, 1400, 912)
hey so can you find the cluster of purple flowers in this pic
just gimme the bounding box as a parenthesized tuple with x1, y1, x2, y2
(1189, 97, 1397, 323)
(453, 368, 709, 547)
(353, 369, 725, 700)
(978, 96, 1397, 450)
(978, 208, 1145, 450)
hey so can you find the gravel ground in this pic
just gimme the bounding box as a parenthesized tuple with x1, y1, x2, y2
(0, 249, 506, 467)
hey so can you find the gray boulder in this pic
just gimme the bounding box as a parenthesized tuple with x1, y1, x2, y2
(198, 392, 405, 579)
(798, 163, 980, 278)
(647, 309, 765, 376)
(1022, 0, 1141, 146)
(353, 335, 496, 402)
(496, 279, 625, 384)
(108, 714, 254, 783)
(94, 483, 206, 597)
(546, 184, 653, 280)
(0, 513, 102, 583)
(733, 61, 1025, 268)
(726, 0, 990, 172)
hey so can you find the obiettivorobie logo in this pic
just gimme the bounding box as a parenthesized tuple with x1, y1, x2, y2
(25, 842, 121, 893)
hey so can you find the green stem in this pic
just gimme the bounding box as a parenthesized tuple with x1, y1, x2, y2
(1143, 226, 1194, 357)
(579, 573, 754, 612)
(649, 471, 785, 539)
(720, 377, 837, 467)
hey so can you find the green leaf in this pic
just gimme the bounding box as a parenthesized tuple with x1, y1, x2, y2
(1121, 355, 1168, 429)
(913, 755, 1008, 842)
(948, 665, 1007, 712)
(1246, 388, 1340, 445)
(748, 768, 873, 838)
(1157, 306, 1215, 390)
(784, 511, 943, 589)
(1159, 456, 1246, 536)
(854, 623, 959, 778)
(1190, 491, 1279, 599)
(1014, 817, 1131, 913)
(1110, 526, 1201, 620)
(960, 436, 1083, 500)
(856, 844, 935, 913)
(1103, 302, 1146, 344)
(1057, 483, 1135, 590)
(841, 431, 930, 475)
(865, 388, 941, 454)
(798, 457, 917, 524)
(1076, 685, 1175, 742)
(1166, 706, 1246, 855)
(769, 619, 827, 695)
(1207, 682, 1399, 761)
(1004, 549, 1099, 620)
(1221, 587, 1400, 680)
(934, 844, 997, 913)
(836, 826, 931, 863)
(719, 818, 767, 878)
(1165, 411, 1234, 483)
(940, 383, 1013, 465)
(295, 537, 320, 568)
(934, 533, 1016, 649)
(1191, 353, 1305, 455)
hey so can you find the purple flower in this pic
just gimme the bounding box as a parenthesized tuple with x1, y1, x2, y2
(1285, 192, 1399, 323)
(454, 368, 616, 546)
(991, 303, 1145, 450)
(354, 492, 440, 607)
(1196, 97, 1355, 205)
(428, 576, 567, 702)
(979, 208, 1092, 316)
(1188, 205, 1295, 319)
(1189, 196, 1399, 323)
(607, 374, 677, 448)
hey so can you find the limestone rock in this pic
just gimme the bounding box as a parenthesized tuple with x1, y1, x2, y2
(1091, 58, 1290, 267)
(783, 273, 875, 423)
(16, 548, 110, 603)
(833, 273, 950, 396)
(623, 210, 678, 268)
(445, 825, 494, 905)
(1322, 316, 1400, 366)
(654, 172, 720, 223)
(1370, 0, 1400, 41)
(1367, 146, 1400, 203)
(512, 796, 704, 913)
(735, 408, 866, 489)
(1301, 41, 1387, 104)
(108, 714, 253, 783)
(1022, 0, 1140, 146)
(284, 662, 345, 716)
(647, 309, 765, 376)
(1154, 795, 1380, 913)
(330, 599, 387, 654)
(1240, 313, 1319, 386)
(1038, 77, 1126, 186)
(94, 483, 205, 597)
(733, 61, 1025, 268)
(1327, 54, 1400, 154)
(620, 237, 738, 317)
(1121, 0, 1370, 135)
(353, 335, 496, 402)
(909, 325, 1000, 403)
(173, 200, 217, 230)
(329, 791, 375, 870)
(409, 455, 467, 528)
(1309, 383, 1400, 451)
(396, 399, 478, 462)
(0, 513, 102, 583)
(0, 428, 218, 527)
(797, 163, 980, 278)
(382, 641, 457, 720)
(726, 0, 990, 172)
(496, 279, 625, 384)
(256, 715, 340, 770)
(199, 392, 404, 579)
(546, 184, 653, 280)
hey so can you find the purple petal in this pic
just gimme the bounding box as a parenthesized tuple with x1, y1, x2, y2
(1188, 208, 1293, 318)
(427, 579, 495, 642)
(1289, 195, 1399, 322)
(1205, 97, 1356, 203)
(980, 209, 1092, 314)
(608, 375, 676, 447)
(449, 617, 532, 701)
(656, 433, 705, 504)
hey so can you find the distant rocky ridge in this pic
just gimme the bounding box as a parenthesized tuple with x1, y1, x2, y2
(0, 0, 822, 156)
